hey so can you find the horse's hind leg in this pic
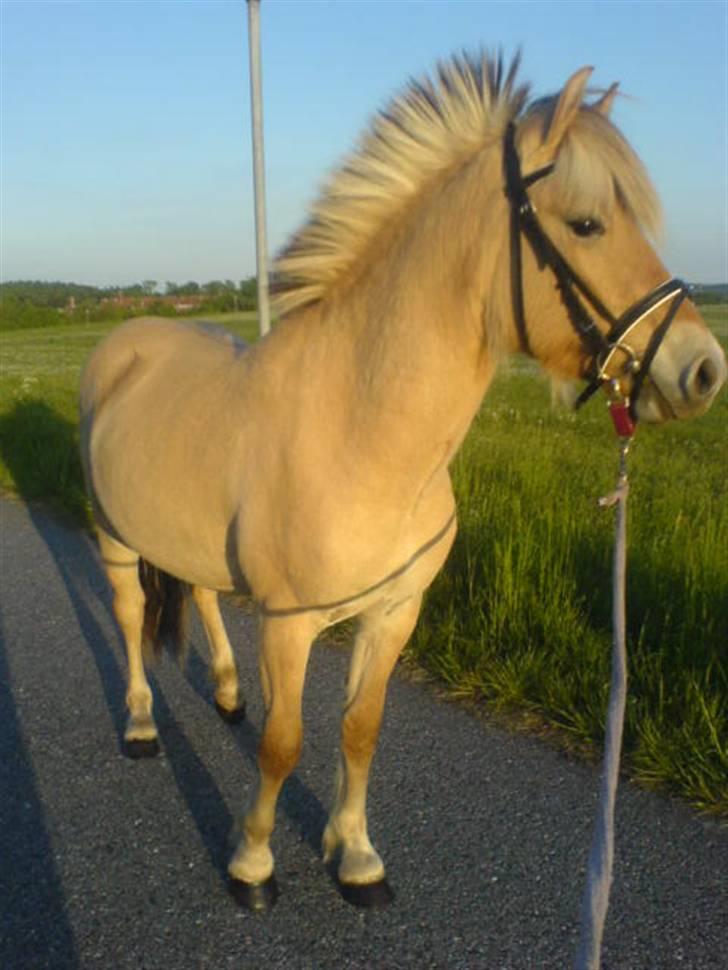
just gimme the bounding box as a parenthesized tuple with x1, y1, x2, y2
(98, 529, 159, 758)
(323, 594, 422, 906)
(228, 614, 316, 909)
(191, 586, 245, 722)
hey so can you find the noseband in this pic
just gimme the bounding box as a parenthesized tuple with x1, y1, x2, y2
(503, 122, 688, 420)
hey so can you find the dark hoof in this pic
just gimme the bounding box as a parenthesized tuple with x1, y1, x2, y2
(215, 700, 246, 724)
(339, 877, 394, 908)
(124, 737, 160, 759)
(229, 874, 279, 912)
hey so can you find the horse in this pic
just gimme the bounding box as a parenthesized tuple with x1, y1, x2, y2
(79, 52, 726, 910)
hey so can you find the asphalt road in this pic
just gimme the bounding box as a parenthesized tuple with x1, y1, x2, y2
(1, 498, 726, 970)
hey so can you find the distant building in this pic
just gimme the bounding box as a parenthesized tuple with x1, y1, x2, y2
(99, 294, 207, 312)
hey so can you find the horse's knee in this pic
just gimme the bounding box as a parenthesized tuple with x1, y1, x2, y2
(259, 720, 302, 780)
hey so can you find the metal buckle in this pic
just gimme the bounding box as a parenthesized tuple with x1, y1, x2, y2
(596, 340, 641, 384)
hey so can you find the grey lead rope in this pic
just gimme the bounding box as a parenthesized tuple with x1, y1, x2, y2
(574, 437, 631, 970)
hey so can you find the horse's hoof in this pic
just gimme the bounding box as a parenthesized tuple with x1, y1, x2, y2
(215, 700, 246, 724)
(338, 877, 394, 908)
(228, 874, 279, 912)
(124, 737, 160, 759)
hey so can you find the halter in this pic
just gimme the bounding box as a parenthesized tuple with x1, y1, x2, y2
(503, 122, 688, 421)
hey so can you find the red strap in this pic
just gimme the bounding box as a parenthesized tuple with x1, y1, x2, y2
(609, 401, 636, 438)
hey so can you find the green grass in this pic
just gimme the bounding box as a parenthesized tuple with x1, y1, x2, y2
(1, 307, 726, 812)
(409, 303, 728, 814)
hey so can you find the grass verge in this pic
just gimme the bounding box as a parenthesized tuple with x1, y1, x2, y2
(409, 305, 728, 814)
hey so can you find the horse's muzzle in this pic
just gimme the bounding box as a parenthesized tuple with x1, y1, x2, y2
(635, 326, 727, 422)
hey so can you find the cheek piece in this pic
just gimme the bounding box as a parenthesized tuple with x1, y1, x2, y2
(503, 121, 688, 422)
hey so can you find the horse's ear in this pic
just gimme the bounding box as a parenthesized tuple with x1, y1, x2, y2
(592, 82, 619, 117)
(537, 66, 593, 158)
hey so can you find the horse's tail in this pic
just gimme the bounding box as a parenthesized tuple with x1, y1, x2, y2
(138, 560, 190, 661)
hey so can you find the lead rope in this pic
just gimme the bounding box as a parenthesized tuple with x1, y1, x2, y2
(574, 397, 634, 970)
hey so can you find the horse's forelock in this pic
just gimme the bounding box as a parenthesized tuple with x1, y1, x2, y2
(542, 104, 662, 238)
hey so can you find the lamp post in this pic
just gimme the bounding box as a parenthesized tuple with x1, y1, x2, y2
(246, 0, 270, 337)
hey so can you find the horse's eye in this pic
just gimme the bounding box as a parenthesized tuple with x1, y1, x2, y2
(568, 217, 605, 238)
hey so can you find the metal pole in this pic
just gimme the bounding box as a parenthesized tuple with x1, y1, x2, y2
(246, 0, 271, 337)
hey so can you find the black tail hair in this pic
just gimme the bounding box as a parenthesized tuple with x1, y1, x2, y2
(138, 560, 190, 661)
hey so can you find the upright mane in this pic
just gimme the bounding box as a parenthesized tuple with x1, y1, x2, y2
(273, 52, 530, 317)
(273, 51, 662, 319)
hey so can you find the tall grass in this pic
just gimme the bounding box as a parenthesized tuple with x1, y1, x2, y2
(1, 308, 726, 812)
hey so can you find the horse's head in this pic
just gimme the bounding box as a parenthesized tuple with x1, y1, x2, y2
(508, 67, 726, 422)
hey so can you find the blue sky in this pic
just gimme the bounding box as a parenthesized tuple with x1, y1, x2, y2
(2, 0, 726, 287)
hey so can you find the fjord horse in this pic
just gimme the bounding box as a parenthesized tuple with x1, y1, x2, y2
(80, 53, 726, 908)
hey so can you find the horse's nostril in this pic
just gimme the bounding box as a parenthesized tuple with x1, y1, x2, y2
(693, 357, 718, 397)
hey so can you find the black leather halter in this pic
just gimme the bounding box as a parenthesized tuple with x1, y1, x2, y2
(503, 121, 688, 419)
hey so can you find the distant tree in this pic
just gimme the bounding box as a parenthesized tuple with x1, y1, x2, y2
(0, 276, 272, 328)
(0, 280, 105, 309)
(239, 277, 257, 309)
(0, 292, 62, 330)
(145, 298, 176, 317)
(693, 290, 728, 306)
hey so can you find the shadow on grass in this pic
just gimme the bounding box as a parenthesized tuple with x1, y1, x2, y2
(0, 398, 88, 524)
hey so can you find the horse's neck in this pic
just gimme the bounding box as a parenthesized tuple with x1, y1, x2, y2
(323, 152, 506, 494)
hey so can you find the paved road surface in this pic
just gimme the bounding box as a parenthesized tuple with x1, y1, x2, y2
(1, 498, 726, 969)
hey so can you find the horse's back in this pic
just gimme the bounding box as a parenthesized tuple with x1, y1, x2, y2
(81, 316, 246, 404)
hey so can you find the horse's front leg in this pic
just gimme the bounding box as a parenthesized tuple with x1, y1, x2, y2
(323, 594, 423, 906)
(191, 586, 245, 722)
(228, 614, 315, 910)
